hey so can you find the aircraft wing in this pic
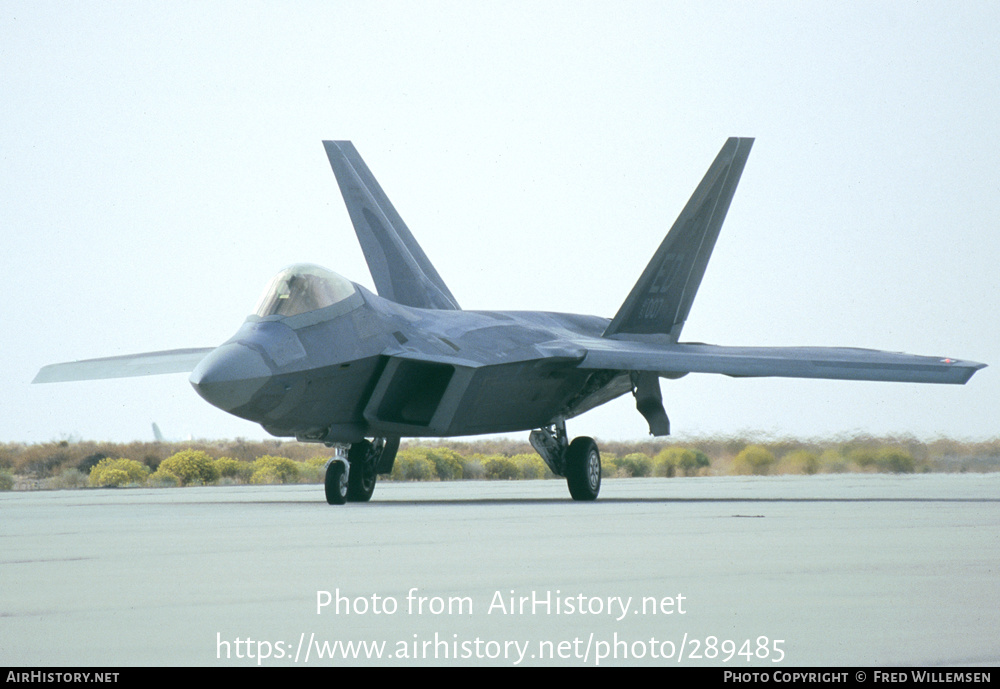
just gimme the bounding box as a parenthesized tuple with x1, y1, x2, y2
(33, 348, 216, 383)
(578, 340, 985, 385)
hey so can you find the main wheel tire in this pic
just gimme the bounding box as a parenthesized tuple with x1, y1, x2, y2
(565, 436, 601, 501)
(324, 461, 348, 505)
(347, 439, 380, 502)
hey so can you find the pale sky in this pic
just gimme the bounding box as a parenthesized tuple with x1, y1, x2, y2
(3, 1, 998, 444)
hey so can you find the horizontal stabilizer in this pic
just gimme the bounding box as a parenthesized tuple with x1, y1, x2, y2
(606, 137, 753, 340)
(579, 341, 986, 385)
(324, 141, 460, 310)
(33, 348, 215, 383)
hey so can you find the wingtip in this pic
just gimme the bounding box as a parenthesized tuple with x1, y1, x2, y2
(31, 363, 63, 384)
(948, 359, 987, 385)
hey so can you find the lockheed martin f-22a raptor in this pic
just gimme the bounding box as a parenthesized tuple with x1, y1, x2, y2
(34, 138, 986, 503)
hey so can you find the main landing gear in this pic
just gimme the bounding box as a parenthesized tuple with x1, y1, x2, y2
(323, 428, 601, 503)
(529, 420, 601, 501)
(324, 437, 399, 505)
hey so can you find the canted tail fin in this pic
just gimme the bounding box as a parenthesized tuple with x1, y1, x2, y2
(604, 137, 753, 340)
(324, 141, 461, 310)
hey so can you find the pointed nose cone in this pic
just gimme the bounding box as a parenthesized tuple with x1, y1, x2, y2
(189, 344, 271, 412)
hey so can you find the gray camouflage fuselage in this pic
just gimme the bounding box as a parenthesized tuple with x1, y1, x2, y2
(190, 284, 628, 443)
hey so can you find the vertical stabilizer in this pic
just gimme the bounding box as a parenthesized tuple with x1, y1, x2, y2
(604, 137, 753, 340)
(324, 141, 461, 310)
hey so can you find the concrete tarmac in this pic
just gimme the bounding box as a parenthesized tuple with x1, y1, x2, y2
(2, 474, 998, 667)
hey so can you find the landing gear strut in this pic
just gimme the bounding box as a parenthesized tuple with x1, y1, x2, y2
(324, 437, 399, 505)
(529, 420, 601, 501)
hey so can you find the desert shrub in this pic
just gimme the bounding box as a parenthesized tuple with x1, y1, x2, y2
(155, 450, 219, 486)
(148, 471, 180, 487)
(512, 453, 549, 479)
(286, 456, 331, 484)
(461, 455, 486, 480)
(214, 456, 254, 483)
(677, 448, 710, 476)
(51, 468, 87, 489)
(214, 456, 241, 478)
(0, 469, 13, 491)
(616, 452, 652, 478)
(846, 446, 879, 471)
(77, 452, 108, 476)
(88, 458, 150, 487)
(732, 445, 775, 476)
(780, 450, 819, 475)
(654, 448, 710, 477)
(394, 447, 464, 480)
(295, 461, 323, 484)
(845, 445, 912, 473)
(872, 447, 915, 473)
(0, 445, 14, 470)
(400, 446, 465, 480)
(653, 449, 679, 477)
(391, 453, 436, 481)
(483, 456, 521, 480)
(18, 443, 72, 478)
(250, 455, 301, 484)
(426, 448, 464, 480)
(818, 448, 848, 473)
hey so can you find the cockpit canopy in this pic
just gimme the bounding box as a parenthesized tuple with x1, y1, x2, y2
(254, 264, 357, 318)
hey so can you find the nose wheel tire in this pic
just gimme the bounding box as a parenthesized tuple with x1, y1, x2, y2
(565, 436, 601, 501)
(324, 461, 348, 505)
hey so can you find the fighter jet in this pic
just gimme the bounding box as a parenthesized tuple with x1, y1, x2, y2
(34, 138, 986, 504)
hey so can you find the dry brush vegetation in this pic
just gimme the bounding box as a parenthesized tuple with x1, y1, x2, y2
(1, 434, 998, 491)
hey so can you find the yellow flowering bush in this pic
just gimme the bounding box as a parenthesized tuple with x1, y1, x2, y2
(654, 447, 711, 477)
(214, 456, 252, 482)
(153, 450, 219, 486)
(250, 455, 300, 484)
(732, 445, 776, 475)
(88, 458, 150, 487)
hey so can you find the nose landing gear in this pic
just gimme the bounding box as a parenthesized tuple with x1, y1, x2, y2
(324, 437, 400, 505)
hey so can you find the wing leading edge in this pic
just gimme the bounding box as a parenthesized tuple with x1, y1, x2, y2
(33, 348, 216, 383)
(578, 340, 985, 385)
